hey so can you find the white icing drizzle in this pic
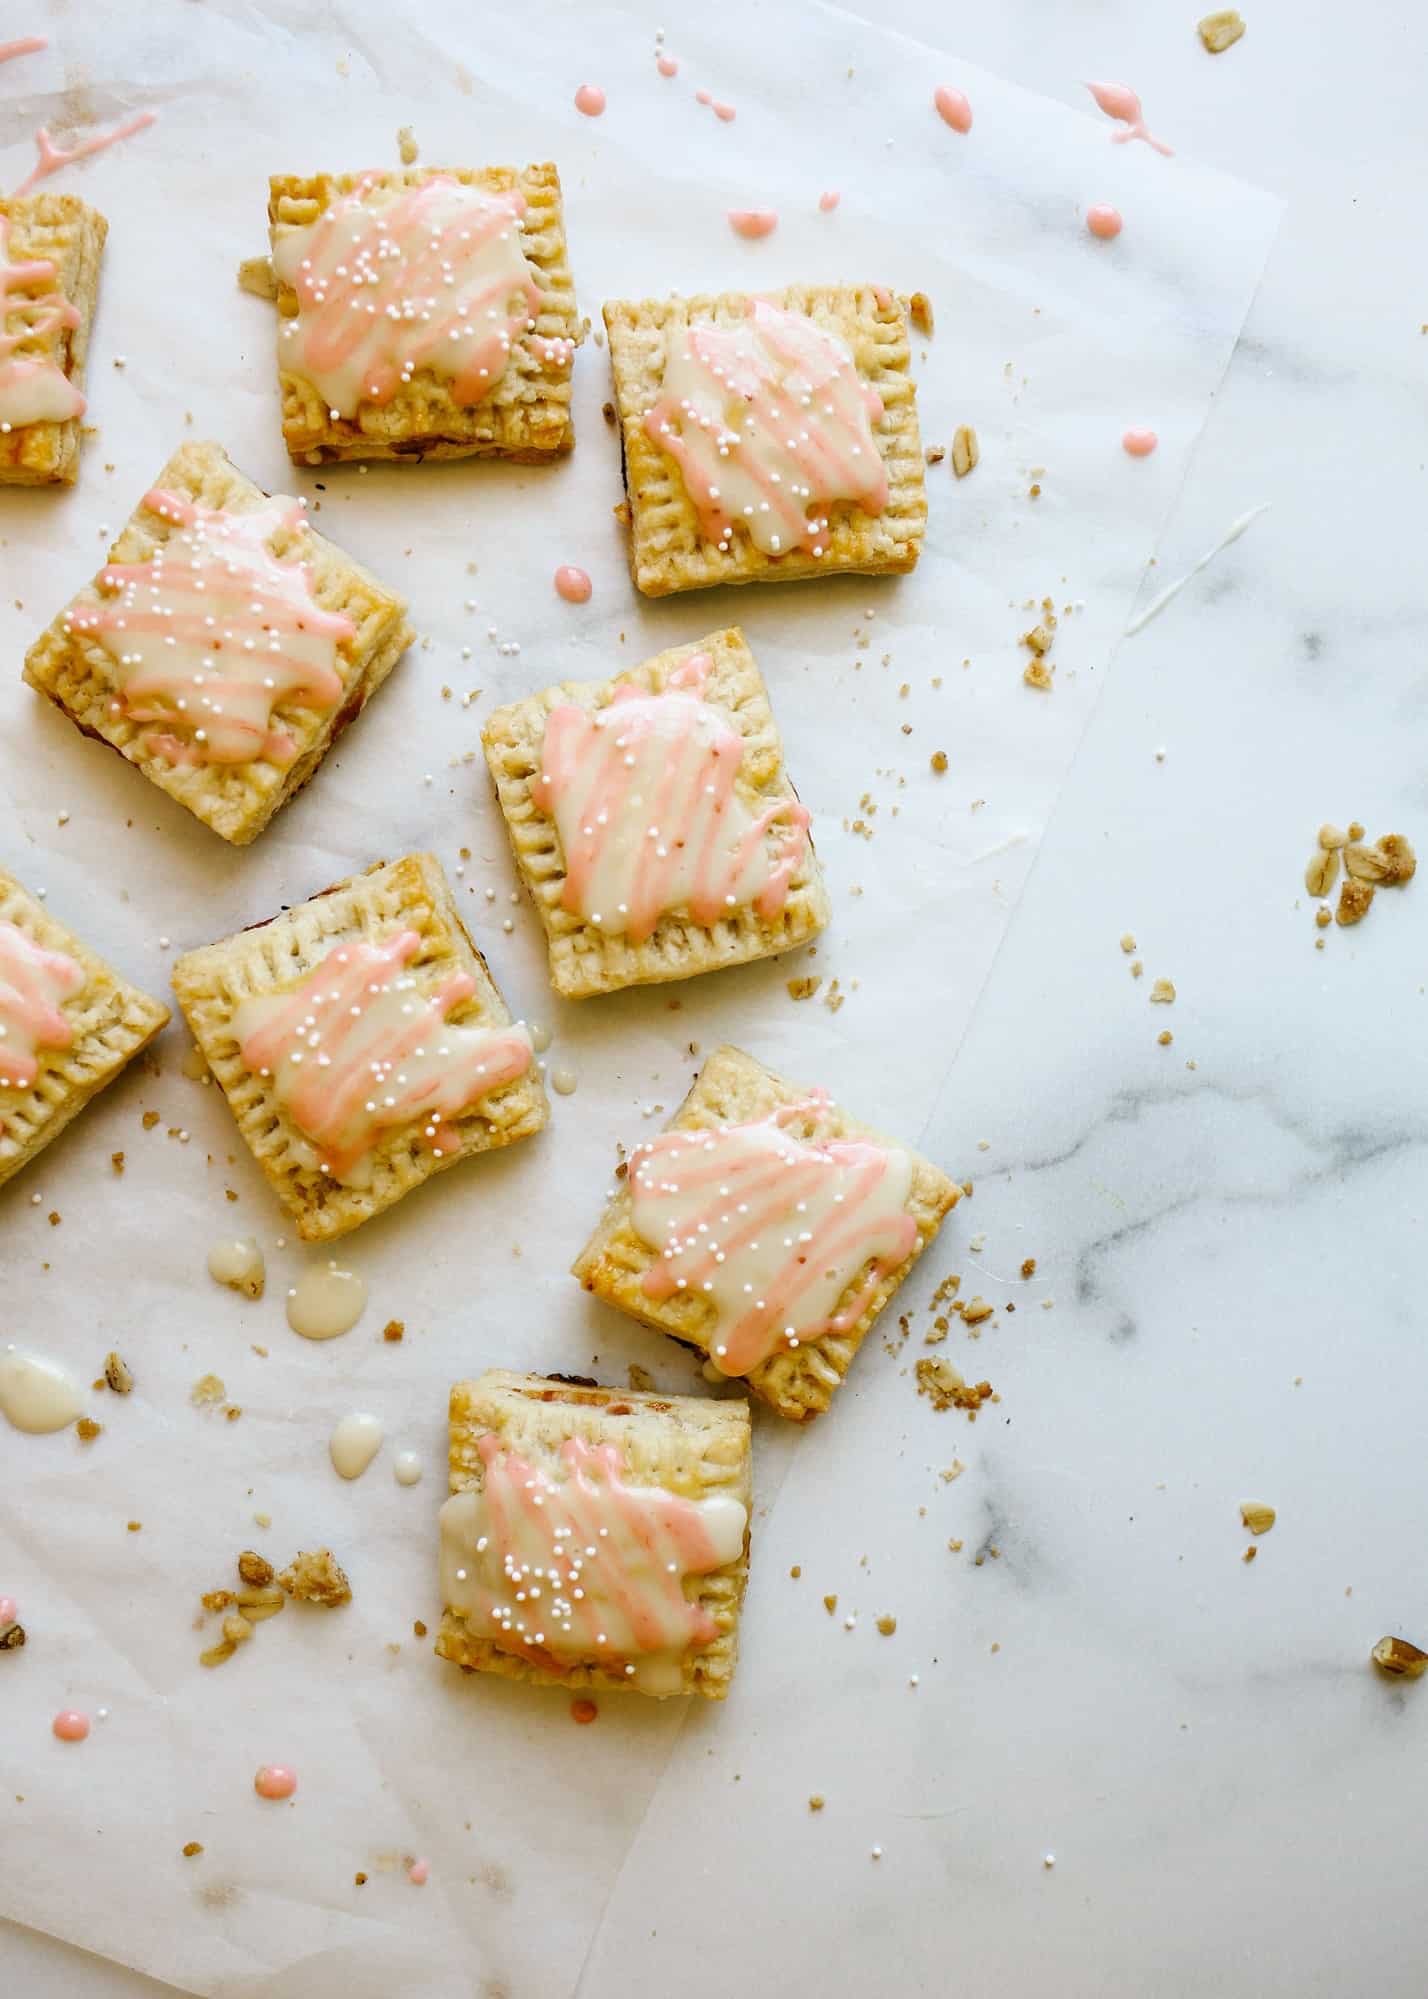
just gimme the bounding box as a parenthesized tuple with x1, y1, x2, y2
(0, 1344, 84, 1433)
(286, 1262, 368, 1341)
(1125, 505, 1271, 636)
(329, 1411, 383, 1479)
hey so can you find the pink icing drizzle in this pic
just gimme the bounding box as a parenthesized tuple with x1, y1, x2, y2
(644, 297, 887, 559)
(66, 489, 354, 768)
(462, 1434, 732, 1673)
(236, 930, 533, 1184)
(0, 921, 83, 1089)
(631, 1095, 920, 1376)
(0, 37, 47, 64)
(408, 1858, 430, 1885)
(574, 83, 606, 116)
(14, 112, 156, 197)
(933, 85, 973, 134)
(0, 215, 85, 430)
(532, 650, 812, 943)
(1122, 427, 1158, 456)
(728, 210, 777, 240)
(0, 1596, 17, 1623)
(656, 54, 678, 77)
(254, 1764, 297, 1800)
(1085, 81, 1173, 156)
(818, 191, 841, 213)
(553, 564, 592, 603)
(1087, 204, 1124, 240)
(694, 90, 736, 120)
(274, 177, 541, 415)
(52, 1709, 90, 1742)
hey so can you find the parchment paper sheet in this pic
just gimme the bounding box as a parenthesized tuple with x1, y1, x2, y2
(0, 4, 1278, 1992)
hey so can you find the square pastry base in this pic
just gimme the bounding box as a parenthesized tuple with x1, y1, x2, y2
(171, 854, 547, 1240)
(603, 284, 926, 597)
(0, 869, 168, 1190)
(482, 625, 830, 998)
(0, 193, 107, 486)
(269, 164, 580, 465)
(435, 1370, 751, 1700)
(23, 440, 413, 845)
(573, 1045, 961, 1422)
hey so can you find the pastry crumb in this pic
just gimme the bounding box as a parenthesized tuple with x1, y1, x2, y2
(1198, 9, 1246, 52)
(382, 1320, 405, 1342)
(823, 1594, 838, 1616)
(75, 1418, 101, 1442)
(1242, 1545, 1258, 1564)
(182, 1841, 204, 1858)
(1020, 1257, 1037, 1279)
(413, 1619, 428, 1638)
(909, 290, 934, 335)
(238, 1550, 274, 1587)
(191, 1373, 227, 1407)
(279, 1548, 352, 1607)
(1157, 1029, 1173, 1046)
(786, 975, 821, 1000)
(103, 1351, 133, 1394)
(397, 124, 418, 164)
(876, 1614, 897, 1636)
(1023, 660, 1053, 691)
(1372, 1635, 1428, 1679)
(1119, 933, 1136, 953)
(111, 1151, 125, 1174)
(1149, 978, 1176, 1004)
(809, 1794, 826, 1811)
(235, 255, 277, 300)
(915, 1358, 994, 1415)
(1336, 879, 1374, 926)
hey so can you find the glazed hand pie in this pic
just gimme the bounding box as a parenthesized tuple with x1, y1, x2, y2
(573, 1045, 960, 1421)
(603, 284, 926, 596)
(481, 626, 830, 998)
(436, 1369, 751, 1700)
(0, 868, 168, 1189)
(267, 164, 580, 465)
(23, 440, 413, 846)
(171, 854, 547, 1240)
(0, 193, 106, 486)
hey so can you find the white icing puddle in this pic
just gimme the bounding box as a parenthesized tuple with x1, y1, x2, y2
(329, 1411, 383, 1480)
(0, 1344, 84, 1433)
(208, 1236, 265, 1298)
(287, 1262, 368, 1341)
(392, 1449, 423, 1487)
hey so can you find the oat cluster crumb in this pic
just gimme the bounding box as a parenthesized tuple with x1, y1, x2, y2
(1240, 1502, 1276, 1535)
(1020, 597, 1060, 689)
(383, 1320, 406, 1342)
(1372, 1635, 1428, 1680)
(279, 1548, 352, 1607)
(1149, 978, 1176, 1005)
(915, 1357, 995, 1416)
(1198, 9, 1246, 52)
(1306, 823, 1414, 936)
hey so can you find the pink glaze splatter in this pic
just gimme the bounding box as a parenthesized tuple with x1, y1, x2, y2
(574, 83, 606, 117)
(554, 564, 592, 603)
(0, 36, 47, 64)
(14, 112, 156, 197)
(695, 90, 736, 121)
(1122, 428, 1158, 457)
(1084, 82, 1173, 156)
(408, 1858, 430, 1885)
(933, 84, 973, 134)
(52, 1710, 90, 1742)
(656, 54, 678, 77)
(0, 1596, 15, 1624)
(819, 190, 841, 213)
(1087, 204, 1123, 240)
(728, 209, 777, 240)
(254, 1764, 297, 1800)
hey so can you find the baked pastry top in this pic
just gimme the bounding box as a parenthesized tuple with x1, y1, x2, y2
(23, 440, 413, 845)
(603, 284, 925, 596)
(0, 193, 107, 485)
(573, 1044, 960, 1421)
(0, 868, 168, 1190)
(268, 164, 580, 464)
(436, 1369, 751, 1700)
(171, 854, 547, 1240)
(482, 626, 829, 998)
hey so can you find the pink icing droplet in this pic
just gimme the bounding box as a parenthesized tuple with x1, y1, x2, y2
(819, 191, 841, 213)
(1085, 81, 1173, 156)
(0, 1596, 16, 1624)
(574, 83, 606, 117)
(52, 1709, 90, 1742)
(712, 101, 736, 122)
(254, 1763, 297, 1800)
(728, 210, 778, 241)
(933, 85, 973, 134)
(695, 88, 710, 104)
(554, 565, 592, 604)
(1087, 204, 1123, 240)
(408, 1858, 430, 1885)
(656, 54, 678, 78)
(1122, 428, 1158, 457)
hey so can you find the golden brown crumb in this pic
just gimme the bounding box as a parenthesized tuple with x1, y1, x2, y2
(931, 750, 948, 774)
(1198, 9, 1246, 52)
(413, 1619, 428, 1638)
(1345, 833, 1417, 885)
(0, 1619, 25, 1650)
(1372, 1635, 1428, 1679)
(221, 1613, 254, 1647)
(808, 1795, 826, 1811)
(940, 1460, 966, 1483)
(1149, 978, 1176, 1004)
(110, 1151, 125, 1174)
(947, 1538, 964, 1553)
(1130, 960, 1144, 979)
(1157, 1030, 1173, 1047)
(876, 1615, 897, 1637)
(182, 1841, 204, 1858)
(1315, 907, 1332, 929)
(1242, 1545, 1257, 1563)
(397, 124, 418, 164)
(191, 1374, 227, 1407)
(962, 1296, 993, 1326)
(48, 1211, 60, 1227)
(354, 1872, 368, 1887)
(103, 1351, 133, 1394)
(142, 1110, 160, 1130)
(236, 256, 277, 300)
(951, 424, 979, 478)
(1336, 879, 1374, 926)
(201, 1589, 235, 1613)
(382, 1320, 405, 1342)
(915, 1358, 994, 1414)
(1023, 660, 1053, 691)
(1021, 623, 1053, 656)
(1348, 820, 1365, 841)
(75, 1418, 101, 1442)
(224, 1405, 242, 1423)
(786, 976, 821, 1000)
(127, 1520, 141, 1532)
(279, 1548, 352, 1607)
(238, 1550, 274, 1587)
(1240, 1503, 1276, 1534)
(909, 290, 934, 335)
(823, 1594, 838, 1616)
(925, 444, 945, 465)
(789, 1565, 802, 1579)
(1020, 1257, 1037, 1279)
(1120, 933, 1136, 953)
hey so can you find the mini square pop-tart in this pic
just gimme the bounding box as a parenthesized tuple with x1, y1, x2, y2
(267, 164, 580, 465)
(573, 1045, 959, 1422)
(482, 626, 830, 999)
(171, 854, 547, 1241)
(436, 1369, 751, 1700)
(0, 192, 107, 486)
(0, 868, 168, 1189)
(23, 440, 413, 846)
(603, 283, 925, 597)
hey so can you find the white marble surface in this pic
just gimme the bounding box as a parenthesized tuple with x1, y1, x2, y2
(5, 0, 1425, 1992)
